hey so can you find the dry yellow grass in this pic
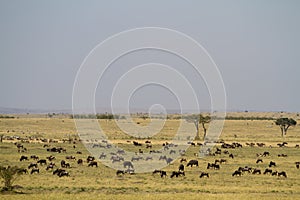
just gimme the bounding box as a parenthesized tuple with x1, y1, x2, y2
(0, 113, 300, 199)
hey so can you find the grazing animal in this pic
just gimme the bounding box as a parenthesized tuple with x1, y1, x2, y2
(152, 169, 162, 175)
(278, 154, 288, 157)
(86, 156, 95, 163)
(53, 168, 69, 177)
(88, 161, 98, 167)
(99, 153, 106, 159)
(116, 170, 125, 176)
(169, 150, 176, 154)
(295, 162, 300, 169)
(30, 168, 39, 174)
(46, 163, 55, 170)
(123, 161, 134, 169)
(30, 155, 39, 160)
(170, 171, 185, 178)
(46, 155, 55, 161)
(187, 160, 198, 167)
(262, 151, 270, 156)
(65, 155, 76, 160)
(256, 159, 263, 164)
(207, 163, 220, 170)
(232, 170, 242, 176)
(160, 170, 167, 178)
(229, 154, 234, 159)
(179, 164, 184, 172)
(269, 161, 276, 167)
(166, 158, 173, 165)
(199, 172, 209, 178)
(277, 171, 287, 178)
(37, 159, 47, 165)
(252, 169, 261, 174)
(263, 168, 273, 175)
(20, 155, 28, 161)
(28, 163, 38, 169)
(180, 158, 187, 163)
(77, 159, 83, 165)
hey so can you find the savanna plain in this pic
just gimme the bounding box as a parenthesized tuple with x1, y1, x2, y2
(0, 112, 300, 200)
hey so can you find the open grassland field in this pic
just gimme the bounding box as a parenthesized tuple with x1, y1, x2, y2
(0, 113, 300, 199)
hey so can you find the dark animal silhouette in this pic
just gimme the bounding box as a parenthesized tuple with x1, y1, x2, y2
(123, 161, 134, 169)
(20, 155, 28, 161)
(170, 171, 185, 178)
(199, 172, 209, 178)
(269, 161, 276, 167)
(179, 164, 184, 172)
(88, 161, 98, 167)
(232, 170, 242, 176)
(263, 168, 272, 175)
(30, 168, 39, 174)
(187, 160, 198, 167)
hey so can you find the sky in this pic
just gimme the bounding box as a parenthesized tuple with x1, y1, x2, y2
(0, 0, 300, 113)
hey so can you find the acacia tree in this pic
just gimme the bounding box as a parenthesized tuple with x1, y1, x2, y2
(275, 118, 297, 137)
(186, 114, 211, 140)
(0, 166, 24, 191)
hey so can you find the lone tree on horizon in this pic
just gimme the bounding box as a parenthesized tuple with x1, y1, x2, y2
(186, 114, 211, 140)
(275, 118, 297, 137)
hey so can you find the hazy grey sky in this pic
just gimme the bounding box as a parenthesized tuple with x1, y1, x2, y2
(0, 0, 299, 112)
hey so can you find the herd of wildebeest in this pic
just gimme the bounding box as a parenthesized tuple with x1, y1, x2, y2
(2, 134, 299, 182)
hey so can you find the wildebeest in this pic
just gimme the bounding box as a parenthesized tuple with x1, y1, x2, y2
(131, 156, 143, 162)
(77, 159, 83, 165)
(232, 170, 242, 176)
(88, 161, 98, 167)
(117, 149, 125, 155)
(159, 155, 167, 161)
(170, 171, 185, 178)
(46, 163, 55, 170)
(180, 158, 187, 163)
(133, 141, 142, 146)
(278, 154, 288, 157)
(269, 161, 276, 167)
(229, 154, 234, 159)
(277, 171, 287, 178)
(20, 155, 28, 161)
(160, 171, 167, 178)
(53, 168, 69, 177)
(123, 161, 134, 169)
(199, 172, 209, 178)
(153, 169, 162, 175)
(46, 155, 55, 161)
(28, 163, 38, 169)
(116, 170, 125, 176)
(263, 168, 272, 175)
(87, 156, 95, 163)
(187, 160, 198, 167)
(295, 162, 300, 169)
(99, 153, 106, 159)
(37, 159, 47, 165)
(166, 158, 173, 165)
(207, 163, 220, 170)
(61, 160, 70, 168)
(252, 168, 261, 174)
(145, 156, 153, 161)
(30, 155, 39, 160)
(30, 168, 39, 174)
(256, 159, 263, 164)
(66, 155, 76, 160)
(262, 151, 270, 156)
(169, 150, 176, 154)
(179, 164, 184, 172)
